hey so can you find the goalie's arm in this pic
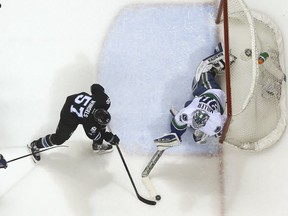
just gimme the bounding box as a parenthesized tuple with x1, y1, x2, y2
(170, 112, 188, 141)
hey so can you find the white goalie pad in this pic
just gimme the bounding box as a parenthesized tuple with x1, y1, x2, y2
(192, 43, 237, 91)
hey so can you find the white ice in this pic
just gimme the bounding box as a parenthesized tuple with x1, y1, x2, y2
(0, 0, 287, 216)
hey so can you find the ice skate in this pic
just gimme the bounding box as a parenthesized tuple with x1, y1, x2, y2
(92, 142, 113, 154)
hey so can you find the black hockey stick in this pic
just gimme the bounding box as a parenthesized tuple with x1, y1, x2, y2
(115, 144, 156, 206)
(7, 145, 68, 164)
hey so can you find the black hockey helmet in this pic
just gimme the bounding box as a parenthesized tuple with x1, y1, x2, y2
(90, 84, 104, 95)
(93, 108, 111, 126)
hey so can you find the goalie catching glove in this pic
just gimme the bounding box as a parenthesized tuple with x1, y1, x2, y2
(192, 130, 208, 144)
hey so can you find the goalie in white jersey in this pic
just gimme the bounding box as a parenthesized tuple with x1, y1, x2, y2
(155, 43, 236, 146)
(170, 88, 226, 144)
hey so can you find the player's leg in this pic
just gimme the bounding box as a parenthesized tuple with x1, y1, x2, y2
(192, 43, 236, 92)
(192, 70, 222, 96)
(27, 120, 76, 162)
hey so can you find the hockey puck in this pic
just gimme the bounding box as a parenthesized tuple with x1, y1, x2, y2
(155, 195, 161, 201)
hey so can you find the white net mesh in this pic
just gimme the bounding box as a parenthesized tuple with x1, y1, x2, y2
(217, 0, 286, 151)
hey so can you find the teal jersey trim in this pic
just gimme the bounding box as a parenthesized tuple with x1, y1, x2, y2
(172, 117, 187, 131)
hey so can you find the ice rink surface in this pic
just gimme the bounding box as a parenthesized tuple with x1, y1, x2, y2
(0, 0, 287, 216)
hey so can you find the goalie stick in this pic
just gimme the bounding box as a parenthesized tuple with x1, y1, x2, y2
(7, 145, 68, 164)
(141, 107, 179, 201)
(142, 149, 165, 201)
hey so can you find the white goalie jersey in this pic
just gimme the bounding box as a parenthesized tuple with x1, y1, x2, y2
(174, 89, 227, 137)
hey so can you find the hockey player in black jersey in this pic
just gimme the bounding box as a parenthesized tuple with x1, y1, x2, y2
(27, 84, 120, 162)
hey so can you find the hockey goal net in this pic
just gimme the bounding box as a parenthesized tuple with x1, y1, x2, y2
(215, 0, 286, 151)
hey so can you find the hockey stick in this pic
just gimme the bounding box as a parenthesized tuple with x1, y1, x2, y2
(7, 145, 68, 164)
(115, 144, 156, 206)
(142, 149, 165, 177)
(142, 149, 165, 201)
(106, 125, 156, 205)
(141, 107, 179, 201)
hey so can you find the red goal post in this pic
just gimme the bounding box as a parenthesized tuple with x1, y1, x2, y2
(215, 0, 286, 151)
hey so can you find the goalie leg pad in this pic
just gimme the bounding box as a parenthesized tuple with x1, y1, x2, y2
(193, 47, 237, 88)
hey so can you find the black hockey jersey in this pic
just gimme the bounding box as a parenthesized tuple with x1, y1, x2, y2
(60, 91, 111, 140)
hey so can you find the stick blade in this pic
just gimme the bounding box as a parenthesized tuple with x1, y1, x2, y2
(137, 195, 157, 205)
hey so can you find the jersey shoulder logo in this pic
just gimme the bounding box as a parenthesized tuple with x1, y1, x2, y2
(180, 113, 188, 122)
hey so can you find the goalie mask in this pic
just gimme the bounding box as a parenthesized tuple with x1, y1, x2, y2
(93, 108, 111, 126)
(191, 110, 209, 129)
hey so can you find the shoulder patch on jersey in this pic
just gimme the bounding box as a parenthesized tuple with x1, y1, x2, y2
(180, 114, 188, 122)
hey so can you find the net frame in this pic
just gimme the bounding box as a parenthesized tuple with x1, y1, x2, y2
(215, 0, 286, 151)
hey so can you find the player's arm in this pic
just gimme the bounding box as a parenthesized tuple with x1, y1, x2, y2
(103, 132, 120, 145)
(214, 114, 227, 138)
(173, 115, 209, 144)
(85, 124, 119, 145)
(170, 111, 188, 140)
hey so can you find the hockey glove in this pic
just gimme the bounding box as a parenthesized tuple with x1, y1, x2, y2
(104, 132, 120, 145)
(214, 131, 222, 138)
(0, 154, 7, 169)
(193, 130, 208, 144)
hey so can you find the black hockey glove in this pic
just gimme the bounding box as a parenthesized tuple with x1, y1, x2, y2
(104, 132, 120, 145)
(0, 154, 7, 169)
(214, 131, 222, 138)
